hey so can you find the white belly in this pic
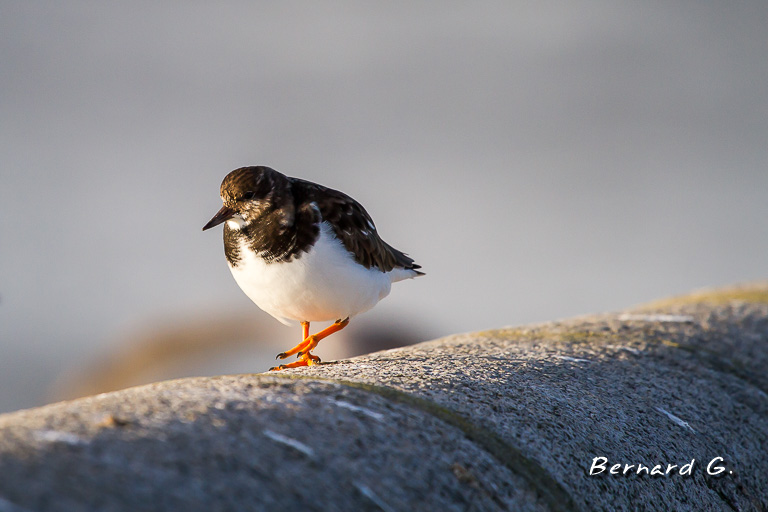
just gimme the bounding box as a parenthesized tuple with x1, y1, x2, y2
(228, 222, 398, 325)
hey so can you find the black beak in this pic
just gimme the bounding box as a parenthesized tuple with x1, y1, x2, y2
(202, 205, 235, 231)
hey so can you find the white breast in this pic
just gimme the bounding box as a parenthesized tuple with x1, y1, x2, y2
(228, 221, 408, 325)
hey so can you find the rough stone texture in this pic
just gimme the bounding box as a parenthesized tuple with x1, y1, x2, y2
(1, 282, 767, 512)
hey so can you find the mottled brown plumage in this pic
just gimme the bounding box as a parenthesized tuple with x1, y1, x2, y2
(218, 166, 422, 274)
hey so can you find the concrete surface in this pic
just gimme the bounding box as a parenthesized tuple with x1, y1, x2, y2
(1, 282, 767, 511)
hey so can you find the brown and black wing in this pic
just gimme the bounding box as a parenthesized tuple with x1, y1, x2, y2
(289, 178, 422, 273)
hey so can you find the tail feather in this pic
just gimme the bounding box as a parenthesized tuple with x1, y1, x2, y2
(385, 242, 423, 274)
(388, 267, 424, 283)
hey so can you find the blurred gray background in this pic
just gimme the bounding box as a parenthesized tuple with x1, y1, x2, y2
(1, 1, 766, 414)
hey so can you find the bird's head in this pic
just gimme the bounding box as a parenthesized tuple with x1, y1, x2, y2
(202, 166, 291, 231)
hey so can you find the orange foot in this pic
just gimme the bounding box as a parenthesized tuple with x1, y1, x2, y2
(270, 318, 349, 371)
(269, 352, 321, 371)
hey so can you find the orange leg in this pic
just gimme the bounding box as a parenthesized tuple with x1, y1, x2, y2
(270, 318, 350, 371)
(298, 321, 319, 362)
(275, 321, 314, 360)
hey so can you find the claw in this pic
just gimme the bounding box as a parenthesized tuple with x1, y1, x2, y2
(270, 317, 349, 370)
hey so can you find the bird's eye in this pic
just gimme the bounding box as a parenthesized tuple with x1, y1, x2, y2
(242, 191, 255, 200)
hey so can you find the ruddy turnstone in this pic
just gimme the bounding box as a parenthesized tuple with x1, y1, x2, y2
(203, 166, 424, 370)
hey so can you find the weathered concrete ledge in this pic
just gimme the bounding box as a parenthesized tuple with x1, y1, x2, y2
(1, 282, 767, 511)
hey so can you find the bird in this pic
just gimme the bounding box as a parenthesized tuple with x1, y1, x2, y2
(202, 166, 424, 370)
